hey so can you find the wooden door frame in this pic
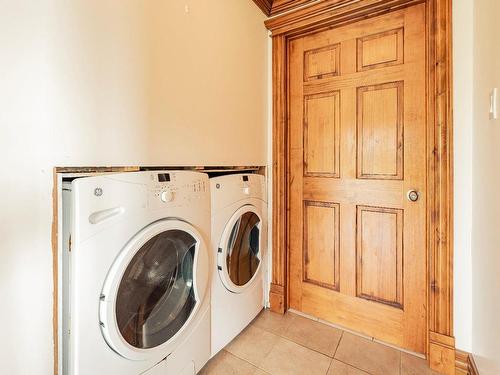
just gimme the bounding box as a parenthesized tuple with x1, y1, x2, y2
(265, 0, 455, 373)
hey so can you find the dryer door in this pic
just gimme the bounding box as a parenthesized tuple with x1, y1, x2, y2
(99, 219, 208, 361)
(218, 205, 262, 293)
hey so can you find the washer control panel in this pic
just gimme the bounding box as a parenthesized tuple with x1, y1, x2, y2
(160, 189, 174, 203)
(148, 171, 208, 209)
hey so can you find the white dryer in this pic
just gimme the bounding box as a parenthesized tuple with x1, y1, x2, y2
(62, 171, 211, 375)
(210, 174, 267, 356)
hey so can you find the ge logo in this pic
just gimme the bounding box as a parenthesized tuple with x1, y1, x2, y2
(94, 187, 103, 197)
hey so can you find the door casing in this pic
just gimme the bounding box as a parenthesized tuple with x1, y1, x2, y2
(265, 0, 454, 373)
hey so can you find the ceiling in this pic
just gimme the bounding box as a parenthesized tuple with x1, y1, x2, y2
(252, 0, 317, 17)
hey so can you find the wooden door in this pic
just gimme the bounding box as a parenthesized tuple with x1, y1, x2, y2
(288, 4, 427, 354)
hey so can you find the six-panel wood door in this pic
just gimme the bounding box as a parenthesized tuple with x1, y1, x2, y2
(288, 4, 427, 354)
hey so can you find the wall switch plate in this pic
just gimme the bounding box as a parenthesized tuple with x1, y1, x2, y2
(490, 88, 498, 120)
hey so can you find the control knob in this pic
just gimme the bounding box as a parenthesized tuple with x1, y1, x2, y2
(161, 189, 174, 202)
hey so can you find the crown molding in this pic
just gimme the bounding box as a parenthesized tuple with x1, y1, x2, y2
(252, 0, 273, 16)
(270, 0, 318, 16)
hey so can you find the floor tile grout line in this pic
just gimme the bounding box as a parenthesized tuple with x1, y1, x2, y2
(324, 356, 334, 375)
(223, 348, 261, 368)
(222, 348, 271, 373)
(332, 329, 344, 358)
(246, 322, 339, 373)
(252, 315, 343, 360)
(221, 347, 371, 375)
(257, 310, 424, 362)
(254, 315, 371, 366)
(251, 311, 415, 375)
(226, 328, 388, 375)
(277, 333, 340, 359)
(331, 357, 374, 375)
(226, 325, 282, 373)
(400, 348, 403, 375)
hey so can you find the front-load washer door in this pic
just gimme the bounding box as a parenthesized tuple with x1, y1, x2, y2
(218, 205, 262, 293)
(99, 219, 208, 361)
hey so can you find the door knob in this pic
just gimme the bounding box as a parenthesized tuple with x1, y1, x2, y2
(407, 190, 420, 202)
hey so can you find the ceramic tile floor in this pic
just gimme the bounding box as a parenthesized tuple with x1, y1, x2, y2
(200, 309, 440, 375)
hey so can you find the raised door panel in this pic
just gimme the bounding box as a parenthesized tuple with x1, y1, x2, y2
(304, 91, 340, 177)
(357, 28, 404, 71)
(357, 82, 404, 180)
(356, 206, 403, 308)
(304, 44, 340, 81)
(303, 201, 340, 291)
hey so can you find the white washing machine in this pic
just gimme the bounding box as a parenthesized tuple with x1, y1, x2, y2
(62, 171, 211, 375)
(210, 174, 267, 356)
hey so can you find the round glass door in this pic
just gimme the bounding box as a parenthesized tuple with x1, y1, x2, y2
(99, 220, 208, 360)
(116, 230, 196, 349)
(221, 207, 262, 291)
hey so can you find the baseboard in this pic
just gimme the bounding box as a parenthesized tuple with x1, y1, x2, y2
(268, 283, 285, 314)
(456, 350, 479, 375)
(429, 332, 456, 374)
(468, 354, 479, 375)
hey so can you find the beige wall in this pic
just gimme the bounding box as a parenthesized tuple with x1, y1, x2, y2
(148, 2, 268, 165)
(471, 0, 500, 373)
(0, 1, 267, 373)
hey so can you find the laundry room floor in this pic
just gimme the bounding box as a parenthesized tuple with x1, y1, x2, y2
(200, 309, 440, 375)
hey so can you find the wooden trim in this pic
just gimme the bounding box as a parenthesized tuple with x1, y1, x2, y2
(267, 0, 454, 373)
(455, 350, 480, 375)
(427, 0, 454, 371)
(252, 0, 273, 16)
(455, 349, 469, 375)
(270, 33, 288, 313)
(427, 0, 454, 336)
(265, 0, 425, 35)
(429, 331, 456, 374)
(54, 166, 263, 174)
(468, 354, 479, 375)
(269, 284, 286, 313)
(54, 166, 140, 174)
(271, 0, 319, 16)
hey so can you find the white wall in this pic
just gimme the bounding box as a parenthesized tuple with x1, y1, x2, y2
(453, 0, 500, 371)
(0, 1, 267, 374)
(453, 0, 474, 353)
(471, 0, 500, 373)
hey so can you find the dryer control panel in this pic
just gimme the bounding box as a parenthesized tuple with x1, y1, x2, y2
(210, 173, 267, 211)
